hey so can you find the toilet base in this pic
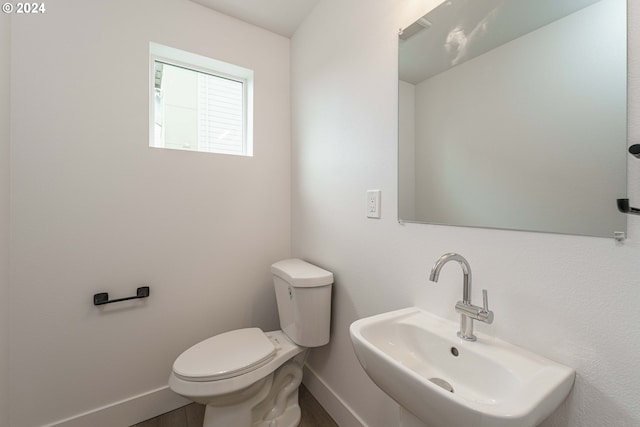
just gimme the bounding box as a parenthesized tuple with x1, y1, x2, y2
(201, 352, 306, 427)
(253, 403, 300, 427)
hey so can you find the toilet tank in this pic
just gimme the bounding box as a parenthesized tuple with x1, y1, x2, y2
(271, 259, 333, 347)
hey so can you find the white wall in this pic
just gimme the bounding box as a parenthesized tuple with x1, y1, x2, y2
(292, 0, 640, 426)
(9, 1, 290, 426)
(1, 12, 11, 427)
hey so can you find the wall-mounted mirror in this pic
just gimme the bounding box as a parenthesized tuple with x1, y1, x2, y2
(398, 0, 627, 238)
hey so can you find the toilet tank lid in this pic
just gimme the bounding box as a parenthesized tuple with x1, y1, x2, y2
(271, 259, 334, 287)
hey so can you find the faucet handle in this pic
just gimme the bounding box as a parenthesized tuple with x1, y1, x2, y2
(481, 289, 494, 324)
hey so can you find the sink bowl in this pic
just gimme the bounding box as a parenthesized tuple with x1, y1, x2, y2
(349, 307, 575, 427)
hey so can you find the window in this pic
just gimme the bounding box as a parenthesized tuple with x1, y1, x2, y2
(150, 43, 253, 156)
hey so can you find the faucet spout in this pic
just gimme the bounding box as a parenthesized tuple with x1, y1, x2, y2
(429, 253, 472, 303)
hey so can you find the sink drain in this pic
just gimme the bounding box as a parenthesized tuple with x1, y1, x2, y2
(429, 378, 454, 393)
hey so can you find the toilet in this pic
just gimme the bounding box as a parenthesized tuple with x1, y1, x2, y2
(169, 258, 333, 427)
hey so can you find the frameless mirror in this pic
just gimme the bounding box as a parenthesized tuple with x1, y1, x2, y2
(398, 0, 627, 238)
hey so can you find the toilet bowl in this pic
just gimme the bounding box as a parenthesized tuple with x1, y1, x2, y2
(168, 259, 333, 427)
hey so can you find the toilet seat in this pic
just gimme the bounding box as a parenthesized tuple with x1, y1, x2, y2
(173, 328, 276, 382)
(169, 330, 306, 400)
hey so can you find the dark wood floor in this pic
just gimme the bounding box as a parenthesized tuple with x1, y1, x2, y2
(298, 385, 339, 427)
(131, 385, 338, 427)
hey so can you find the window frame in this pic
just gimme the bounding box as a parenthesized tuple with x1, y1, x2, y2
(149, 42, 254, 156)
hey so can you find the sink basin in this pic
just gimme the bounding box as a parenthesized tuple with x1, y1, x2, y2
(349, 307, 575, 427)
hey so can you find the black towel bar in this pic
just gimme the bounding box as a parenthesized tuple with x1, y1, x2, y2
(617, 198, 640, 216)
(93, 286, 150, 306)
(618, 146, 640, 215)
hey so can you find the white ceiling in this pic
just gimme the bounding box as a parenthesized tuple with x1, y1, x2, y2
(189, 0, 320, 37)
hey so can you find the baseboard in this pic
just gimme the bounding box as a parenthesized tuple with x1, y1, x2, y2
(302, 365, 367, 427)
(43, 367, 361, 427)
(42, 385, 190, 427)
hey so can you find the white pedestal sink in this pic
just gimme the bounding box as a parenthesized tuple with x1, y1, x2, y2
(350, 307, 575, 427)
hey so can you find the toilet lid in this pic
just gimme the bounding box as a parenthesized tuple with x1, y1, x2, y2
(173, 328, 276, 382)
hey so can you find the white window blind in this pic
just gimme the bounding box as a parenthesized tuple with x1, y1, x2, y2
(197, 72, 245, 155)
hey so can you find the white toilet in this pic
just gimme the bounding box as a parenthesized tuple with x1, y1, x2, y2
(169, 258, 334, 427)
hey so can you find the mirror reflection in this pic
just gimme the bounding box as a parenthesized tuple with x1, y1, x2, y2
(398, 0, 627, 238)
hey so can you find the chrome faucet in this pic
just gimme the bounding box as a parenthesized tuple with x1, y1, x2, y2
(429, 253, 493, 341)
